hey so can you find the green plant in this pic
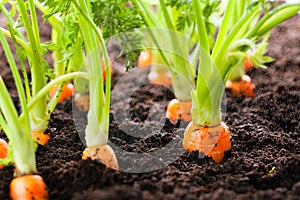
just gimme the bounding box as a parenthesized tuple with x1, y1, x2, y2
(132, 0, 300, 162)
(132, 0, 221, 123)
(0, 25, 48, 200)
(0, 1, 88, 144)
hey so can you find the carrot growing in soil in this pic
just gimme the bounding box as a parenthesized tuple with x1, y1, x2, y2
(147, 50, 172, 87)
(138, 50, 153, 69)
(0, 1, 66, 144)
(186, 0, 300, 162)
(136, 0, 300, 163)
(224, 1, 275, 98)
(0, 1, 89, 146)
(49, 83, 75, 103)
(137, 47, 172, 87)
(36, 0, 142, 112)
(0, 138, 8, 169)
(226, 40, 274, 98)
(71, 0, 119, 169)
(34, 0, 88, 107)
(0, 28, 48, 199)
(0, 76, 48, 199)
(50, 0, 144, 169)
(133, 0, 220, 124)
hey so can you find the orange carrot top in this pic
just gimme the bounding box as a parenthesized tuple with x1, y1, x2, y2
(0, 138, 8, 169)
(138, 51, 153, 69)
(183, 121, 231, 163)
(49, 83, 75, 103)
(10, 174, 48, 200)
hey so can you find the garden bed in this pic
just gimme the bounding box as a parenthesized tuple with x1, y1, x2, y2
(0, 12, 299, 200)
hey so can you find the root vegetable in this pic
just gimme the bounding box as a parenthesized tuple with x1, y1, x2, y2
(49, 83, 75, 103)
(0, 139, 8, 169)
(82, 144, 119, 170)
(183, 121, 231, 163)
(9, 174, 48, 200)
(138, 51, 153, 69)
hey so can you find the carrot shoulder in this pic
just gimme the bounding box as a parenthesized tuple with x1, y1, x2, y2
(9, 174, 48, 200)
(31, 131, 50, 145)
(138, 51, 153, 69)
(49, 83, 75, 103)
(74, 93, 90, 112)
(243, 53, 253, 71)
(166, 99, 192, 124)
(225, 75, 255, 98)
(0, 138, 8, 169)
(183, 121, 231, 163)
(148, 71, 172, 87)
(82, 144, 119, 170)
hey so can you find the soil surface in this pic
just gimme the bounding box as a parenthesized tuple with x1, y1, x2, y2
(0, 12, 299, 200)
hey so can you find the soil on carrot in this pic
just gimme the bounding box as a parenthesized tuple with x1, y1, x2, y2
(0, 13, 299, 200)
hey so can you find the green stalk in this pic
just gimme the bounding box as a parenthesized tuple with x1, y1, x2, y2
(34, 0, 63, 32)
(73, 0, 109, 147)
(28, 72, 90, 111)
(52, 29, 66, 77)
(255, 3, 300, 37)
(227, 58, 245, 81)
(34, 0, 66, 77)
(17, 0, 48, 132)
(29, 0, 40, 44)
(0, 5, 25, 40)
(191, 0, 222, 126)
(7, 23, 31, 102)
(131, 0, 173, 70)
(71, 0, 111, 113)
(0, 30, 36, 175)
(215, 6, 260, 77)
(246, 3, 300, 39)
(0, 29, 30, 136)
(161, 0, 195, 101)
(134, 0, 195, 101)
(0, 27, 31, 55)
(71, 37, 90, 94)
(212, 0, 236, 58)
(0, 79, 36, 175)
(159, 0, 175, 30)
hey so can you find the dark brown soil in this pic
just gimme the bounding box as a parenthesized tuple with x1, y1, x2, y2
(0, 13, 299, 200)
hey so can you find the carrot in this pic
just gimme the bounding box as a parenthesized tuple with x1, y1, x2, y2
(74, 93, 90, 112)
(148, 71, 172, 87)
(138, 51, 153, 69)
(82, 144, 119, 170)
(180, 101, 192, 122)
(183, 121, 231, 163)
(100, 57, 113, 81)
(225, 75, 255, 98)
(0, 138, 8, 169)
(244, 53, 253, 71)
(49, 83, 75, 103)
(166, 99, 192, 124)
(166, 99, 181, 123)
(31, 131, 50, 145)
(9, 174, 48, 200)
